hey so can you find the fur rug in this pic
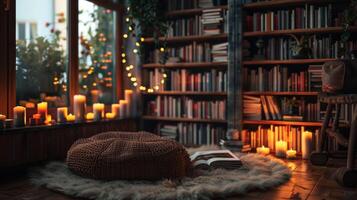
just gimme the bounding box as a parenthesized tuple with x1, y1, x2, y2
(30, 146, 292, 200)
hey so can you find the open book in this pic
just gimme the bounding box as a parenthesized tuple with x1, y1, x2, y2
(190, 150, 242, 170)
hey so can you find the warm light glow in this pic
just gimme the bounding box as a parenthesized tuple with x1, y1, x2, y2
(121, 53, 126, 57)
(163, 73, 167, 78)
(256, 145, 270, 155)
(125, 17, 130, 22)
(139, 86, 146, 91)
(123, 34, 128, 38)
(286, 149, 297, 159)
(128, 26, 133, 31)
(127, 73, 132, 77)
(147, 88, 154, 93)
(130, 77, 137, 82)
(0, 114, 6, 121)
(140, 37, 145, 42)
(133, 49, 138, 53)
(135, 42, 140, 47)
(154, 85, 160, 90)
(160, 47, 165, 52)
(66, 114, 75, 122)
(106, 112, 115, 119)
(122, 59, 127, 63)
(86, 112, 94, 120)
(133, 82, 138, 87)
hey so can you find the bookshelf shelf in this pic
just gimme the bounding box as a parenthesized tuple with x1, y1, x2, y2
(166, 5, 228, 18)
(243, 27, 357, 37)
(142, 62, 227, 69)
(243, 120, 322, 127)
(243, 92, 319, 96)
(142, 116, 227, 124)
(142, 33, 228, 44)
(243, 0, 347, 10)
(142, 91, 227, 96)
(243, 58, 336, 66)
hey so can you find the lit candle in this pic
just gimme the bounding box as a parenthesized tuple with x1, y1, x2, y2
(302, 131, 313, 159)
(256, 145, 270, 155)
(73, 95, 86, 122)
(0, 114, 6, 129)
(106, 112, 115, 119)
(13, 106, 26, 127)
(37, 102, 48, 123)
(111, 104, 120, 119)
(275, 140, 287, 158)
(119, 100, 127, 119)
(45, 115, 52, 124)
(57, 107, 68, 123)
(93, 103, 104, 121)
(86, 112, 94, 120)
(66, 114, 75, 122)
(286, 149, 297, 159)
(124, 90, 133, 117)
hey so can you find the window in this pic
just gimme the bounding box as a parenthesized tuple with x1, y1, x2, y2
(16, 0, 68, 108)
(78, 0, 116, 105)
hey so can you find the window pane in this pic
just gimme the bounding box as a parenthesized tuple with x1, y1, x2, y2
(78, 0, 115, 105)
(16, 0, 68, 108)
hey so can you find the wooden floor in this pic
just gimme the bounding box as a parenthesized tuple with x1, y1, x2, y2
(0, 158, 356, 200)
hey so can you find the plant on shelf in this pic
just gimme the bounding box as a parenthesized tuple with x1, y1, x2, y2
(288, 34, 313, 59)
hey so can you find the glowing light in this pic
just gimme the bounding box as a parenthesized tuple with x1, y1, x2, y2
(93, 82, 97, 86)
(140, 37, 145, 42)
(121, 53, 126, 57)
(122, 59, 126, 63)
(83, 85, 87, 89)
(126, 66, 131, 71)
(147, 88, 154, 93)
(163, 73, 167, 78)
(123, 34, 128, 39)
(133, 49, 138, 53)
(129, 65, 134, 69)
(154, 85, 160, 90)
(161, 80, 165, 84)
(128, 26, 133, 31)
(160, 47, 165, 52)
(139, 86, 146, 91)
(125, 18, 130, 22)
(133, 82, 138, 87)
(127, 73, 132, 77)
(135, 42, 140, 47)
(130, 77, 137, 82)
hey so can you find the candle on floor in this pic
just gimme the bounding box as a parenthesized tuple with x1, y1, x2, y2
(124, 90, 133, 117)
(37, 102, 48, 123)
(86, 112, 94, 120)
(302, 131, 313, 159)
(275, 140, 287, 158)
(106, 112, 115, 119)
(119, 100, 127, 118)
(45, 115, 53, 125)
(13, 106, 26, 127)
(66, 114, 75, 122)
(0, 114, 6, 129)
(111, 104, 120, 119)
(73, 95, 86, 122)
(286, 149, 297, 159)
(256, 145, 270, 155)
(57, 107, 68, 123)
(93, 103, 104, 121)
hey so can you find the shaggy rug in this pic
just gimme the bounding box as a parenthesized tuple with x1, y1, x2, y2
(30, 146, 292, 200)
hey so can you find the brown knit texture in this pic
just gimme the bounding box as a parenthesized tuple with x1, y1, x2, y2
(66, 131, 192, 180)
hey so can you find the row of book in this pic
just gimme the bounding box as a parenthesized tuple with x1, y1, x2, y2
(245, 4, 344, 32)
(147, 69, 227, 92)
(159, 123, 226, 145)
(257, 37, 357, 60)
(148, 42, 228, 63)
(241, 126, 320, 153)
(147, 96, 226, 120)
(167, 0, 227, 11)
(243, 65, 322, 92)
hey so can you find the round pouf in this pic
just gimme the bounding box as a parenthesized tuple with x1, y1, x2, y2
(66, 131, 192, 180)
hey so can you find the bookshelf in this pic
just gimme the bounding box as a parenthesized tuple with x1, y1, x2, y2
(238, 0, 356, 154)
(140, 0, 230, 145)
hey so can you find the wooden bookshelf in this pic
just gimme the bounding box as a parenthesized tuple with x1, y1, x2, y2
(242, 0, 348, 10)
(142, 91, 227, 96)
(244, 27, 357, 37)
(243, 120, 322, 127)
(243, 58, 336, 66)
(142, 62, 227, 69)
(142, 116, 227, 124)
(142, 33, 227, 44)
(243, 92, 319, 96)
(166, 5, 228, 18)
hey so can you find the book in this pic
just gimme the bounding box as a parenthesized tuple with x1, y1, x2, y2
(190, 150, 242, 170)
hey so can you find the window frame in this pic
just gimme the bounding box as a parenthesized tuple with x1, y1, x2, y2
(1, 0, 124, 117)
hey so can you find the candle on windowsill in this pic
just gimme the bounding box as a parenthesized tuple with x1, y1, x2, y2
(86, 112, 94, 121)
(286, 149, 297, 159)
(57, 107, 68, 123)
(0, 114, 6, 129)
(93, 103, 104, 121)
(124, 90, 133, 117)
(66, 114, 75, 122)
(73, 95, 86, 122)
(37, 102, 48, 123)
(275, 140, 287, 158)
(13, 106, 26, 127)
(106, 112, 115, 119)
(111, 104, 120, 119)
(119, 100, 127, 119)
(302, 131, 313, 159)
(256, 145, 270, 155)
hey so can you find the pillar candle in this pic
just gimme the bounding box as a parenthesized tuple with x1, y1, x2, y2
(111, 104, 120, 119)
(124, 90, 133, 117)
(73, 95, 86, 122)
(275, 140, 287, 158)
(93, 103, 104, 121)
(106, 112, 115, 119)
(45, 115, 52, 124)
(0, 114, 6, 129)
(119, 100, 127, 119)
(37, 102, 48, 123)
(66, 114, 75, 122)
(13, 106, 26, 127)
(286, 149, 297, 159)
(57, 107, 68, 123)
(86, 112, 94, 120)
(256, 146, 270, 155)
(302, 131, 313, 159)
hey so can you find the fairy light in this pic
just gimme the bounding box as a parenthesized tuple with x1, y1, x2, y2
(125, 18, 130, 22)
(133, 49, 138, 54)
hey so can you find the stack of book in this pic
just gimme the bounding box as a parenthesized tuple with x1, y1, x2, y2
(219, 139, 252, 152)
(308, 65, 323, 92)
(160, 125, 178, 140)
(202, 8, 224, 35)
(211, 42, 228, 62)
(243, 95, 262, 120)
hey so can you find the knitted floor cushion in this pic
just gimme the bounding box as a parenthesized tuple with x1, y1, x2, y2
(66, 131, 192, 180)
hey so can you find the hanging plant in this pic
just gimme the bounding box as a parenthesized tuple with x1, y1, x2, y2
(340, 0, 357, 57)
